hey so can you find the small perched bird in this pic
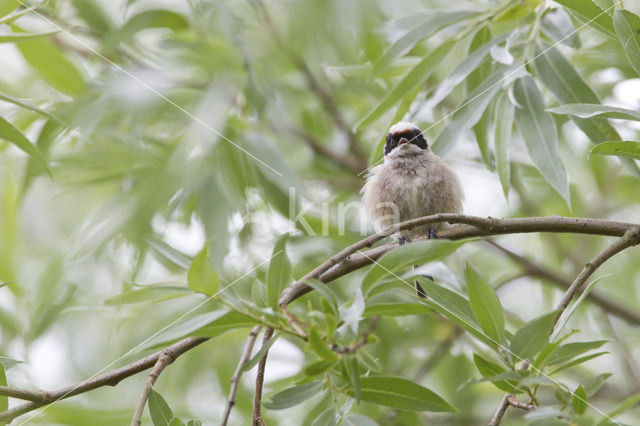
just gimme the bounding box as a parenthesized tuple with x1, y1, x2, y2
(361, 122, 464, 296)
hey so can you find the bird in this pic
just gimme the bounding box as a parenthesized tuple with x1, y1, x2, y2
(361, 121, 464, 297)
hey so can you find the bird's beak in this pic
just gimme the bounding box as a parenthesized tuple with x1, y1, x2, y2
(399, 137, 409, 146)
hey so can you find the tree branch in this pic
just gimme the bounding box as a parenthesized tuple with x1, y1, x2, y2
(0, 337, 208, 423)
(487, 240, 640, 325)
(221, 325, 262, 426)
(131, 351, 175, 426)
(252, 328, 274, 426)
(279, 214, 638, 307)
(506, 395, 535, 410)
(489, 227, 640, 425)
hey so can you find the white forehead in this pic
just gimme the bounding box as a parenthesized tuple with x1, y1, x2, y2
(388, 121, 420, 135)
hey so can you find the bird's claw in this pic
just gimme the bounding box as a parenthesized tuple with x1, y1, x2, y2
(398, 236, 411, 245)
(426, 228, 438, 239)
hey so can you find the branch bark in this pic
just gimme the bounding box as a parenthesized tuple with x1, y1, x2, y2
(252, 328, 274, 426)
(487, 240, 640, 325)
(131, 351, 175, 426)
(0, 337, 207, 423)
(221, 325, 262, 426)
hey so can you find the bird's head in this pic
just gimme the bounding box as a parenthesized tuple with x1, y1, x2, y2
(384, 121, 428, 158)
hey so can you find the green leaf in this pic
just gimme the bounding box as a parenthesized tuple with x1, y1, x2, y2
(105, 286, 189, 305)
(416, 277, 495, 347)
(105, 9, 189, 51)
(571, 385, 588, 415)
(148, 387, 174, 426)
(304, 359, 335, 376)
(549, 351, 608, 375)
(554, 0, 616, 39)
(547, 340, 608, 366)
(589, 141, 640, 161)
(466, 264, 505, 344)
(193, 311, 257, 338)
(0, 31, 59, 43)
(614, 9, 640, 76)
(357, 40, 454, 129)
(187, 246, 219, 296)
(362, 240, 464, 292)
(346, 376, 455, 412)
(343, 414, 379, 426)
(372, 11, 476, 76)
(510, 312, 555, 360)
(267, 233, 292, 310)
(586, 373, 612, 397)
(347, 357, 361, 403)
(540, 7, 581, 48)
(432, 64, 521, 158)
(305, 279, 340, 312)
(0, 356, 22, 370)
(308, 326, 338, 362)
(363, 302, 432, 317)
(603, 391, 640, 419)
(70, 0, 113, 35)
(513, 77, 570, 204)
(494, 93, 514, 199)
(241, 332, 279, 372)
(429, 33, 509, 108)
(532, 44, 621, 144)
(0, 116, 50, 176)
(264, 381, 323, 409)
(472, 354, 521, 393)
(548, 103, 640, 121)
(467, 26, 493, 93)
(14, 26, 87, 95)
(0, 0, 18, 17)
(186, 420, 202, 426)
(168, 418, 185, 426)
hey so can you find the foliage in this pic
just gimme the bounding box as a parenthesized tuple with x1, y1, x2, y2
(1, 0, 640, 425)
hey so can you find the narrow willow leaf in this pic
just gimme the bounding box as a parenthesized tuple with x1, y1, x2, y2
(70, 0, 114, 35)
(586, 373, 612, 397)
(540, 7, 581, 48)
(241, 333, 279, 372)
(362, 240, 464, 292)
(348, 357, 361, 403)
(346, 376, 455, 412)
(308, 326, 338, 362)
(267, 233, 292, 309)
(553, 0, 616, 39)
(148, 387, 175, 426)
(305, 279, 340, 312)
(357, 40, 455, 130)
(372, 11, 476, 76)
(510, 312, 555, 360)
(604, 391, 640, 419)
(472, 354, 521, 393)
(416, 277, 495, 347)
(552, 277, 603, 340)
(0, 0, 19, 17)
(363, 302, 432, 317)
(494, 93, 513, 199)
(343, 414, 378, 426)
(473, 104, 493, 170)
(432, 64, 522, 158)
(304, 359, 335, 376)
(0, 92, 65, 123)
(589, 140, 640, 161)
(0, 116, 50, 175)
(187, 246, 219, 296)
(614, 9, 640, 76)
(0, 31, 58, 43)
(104, 9, 189, 51)
(571, 385, 588, 415)
(264, 381, 323, 409)
(467, 26, 493, 93)
(547, 340, 608, 366)
(427, 33, 509, 108)
(14, 26, 87, 95)
(549, 351, 608, 375)
(105, 286, 189, 305)
(466, 264, 505, 344)
(548, 103, 640, 121)
(513, 77, 570, 204)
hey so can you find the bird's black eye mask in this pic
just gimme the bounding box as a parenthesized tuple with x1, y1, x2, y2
(384, 129, 428, 156)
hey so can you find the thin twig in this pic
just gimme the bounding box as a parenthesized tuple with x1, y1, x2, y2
(488, 227, 640, 425)
(252, 328, 275, 426)
(220, 326, 262, 426)
(487, 240, 640, 325)
(131, 351, 175, 426)
(330, 316, 379, 354)
(506, 395, 535, 410)
(0, 337, 208, 423)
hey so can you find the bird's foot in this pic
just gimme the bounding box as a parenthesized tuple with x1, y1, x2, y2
(398, 236, 411, 245)
(426, 228, 438, 239)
